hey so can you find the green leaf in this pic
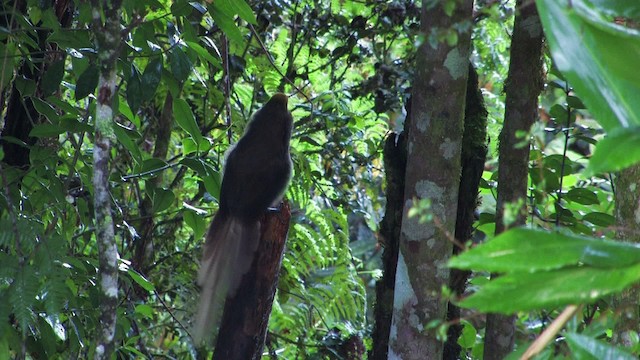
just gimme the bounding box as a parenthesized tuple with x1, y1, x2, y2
(60, 118, 93, 133)
(141, 58, 163, 101)
(168, 47, 193, 82)
(14, 76, 36, 97)
(173, 98, 203, 146)
(566, 95, 586, 109)
(30, 97, 59, 122)
(185, 41, 221, 68)
(458, 320, 477, 349)
(457, 262, 640, 313)
(75, 65, 99, 100)
(48, 30, 92, 49)
(183, 210, 207, 240)
(565, 188, 599, 205)
(585, 127, 640, 175)
(449, 228, 640, 272)
(139, 158, 168, 176)
(30, 124, 65, 137)
(565, 333, 636, 360)
(41, 58, 66, 96)
(209, 2, 244, 45)
(203, 163, 222, 199)
(582, 212, 615, 227)
(134, 304, 154, 319)
(218, 0, 257, 25)
(152, 188, 175, 213)
(126, 66, 143, 114)
(127, 269, 155, 292)
(113, 123, 143, 164)
(536, 0, 640, 131)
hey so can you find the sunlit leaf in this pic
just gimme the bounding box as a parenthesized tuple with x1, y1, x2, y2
(585, 127, 640, 175)
(449, 228, 640, 272)
(536, 0, 640, 130)
(127, 269, 155, 292)
(457, 262, 640, 313)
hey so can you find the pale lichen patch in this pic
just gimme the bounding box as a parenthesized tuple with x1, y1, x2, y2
(440, 138, 459, 160)
(444, 48, 467, 80)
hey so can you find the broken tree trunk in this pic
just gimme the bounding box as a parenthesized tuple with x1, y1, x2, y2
(212, 202, 291, 360)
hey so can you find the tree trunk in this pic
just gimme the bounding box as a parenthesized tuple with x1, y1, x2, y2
(484, 1, 544, 359)
(212, 202, 291, 360)
(444, 64, 488, 360)
(387, 1, 474, 358)
(613, 164, 640, 346)
(370, 131, 407, 360)
(91, 1, 123, 358)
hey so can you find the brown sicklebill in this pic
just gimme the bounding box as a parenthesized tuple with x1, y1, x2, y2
(194, 93, 293, 345)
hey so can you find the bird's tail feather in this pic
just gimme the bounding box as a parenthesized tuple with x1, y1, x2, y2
(193, 215, 260, 345)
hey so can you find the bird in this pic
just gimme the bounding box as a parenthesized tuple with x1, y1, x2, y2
(194, 93, 293, 345)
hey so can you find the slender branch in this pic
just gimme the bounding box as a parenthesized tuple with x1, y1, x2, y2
(521, 305, 581, 359)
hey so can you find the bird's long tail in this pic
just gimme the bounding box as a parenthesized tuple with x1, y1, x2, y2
(193, 214, 260, 345)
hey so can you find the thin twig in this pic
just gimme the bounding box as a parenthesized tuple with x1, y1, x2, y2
(521, 304, 581, 359)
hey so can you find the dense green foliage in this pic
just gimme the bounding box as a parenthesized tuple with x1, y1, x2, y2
(0, 0, 639, 358)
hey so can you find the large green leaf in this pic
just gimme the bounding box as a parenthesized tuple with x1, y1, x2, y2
(448, 228, 640, 272)
(141, 58, 163, 101)
(565, 333, 636, 360)
(536, 0, 640, 131)
(41, 59, 66, 96)
(585, 126, 640, 175)
(168, 47, 193, 82)
(75, 65, 99, 100)
(208, 2, 244, 45)
(173, 98, 203, 146)
(457, 262, 640, 313)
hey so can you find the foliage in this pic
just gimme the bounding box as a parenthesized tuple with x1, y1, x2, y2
(0, 0, 413, 357)
(449, 0, 640, 358)
(0, 0, 639, 358)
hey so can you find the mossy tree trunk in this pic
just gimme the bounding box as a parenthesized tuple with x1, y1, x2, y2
(484, 1, 544, 358)
(387, 0, 474, 358)
(90, 0, 123, 358)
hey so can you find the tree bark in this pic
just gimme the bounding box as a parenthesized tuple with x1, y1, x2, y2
(90, 1, 123, 358)
(387, 1, 474, 358)
(132, 92, 174, 276)
(613, 164, 640, 346)
(212, 202, 291, 360)
(444, 64, 488, 360)
(370, 131, 407, 360)
(484, 1, 544, 359)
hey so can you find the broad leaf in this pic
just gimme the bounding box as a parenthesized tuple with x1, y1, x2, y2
(126, 66, 143, 114)
(565, 333, 635, 360)
(168, 48, 193, 82)
(141, 58, 163, 101)
(457, 262, 640, 313)
(41, 59, 66, 96)
(585, 126, 640, 175)
(449, 228, 640, 272)
(152, 188, 175, 213)
(536, 0, 640, 131)
(75, 65, 99, 100)
(127, 269, 155, 292)
(173, 98, 203, 146)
